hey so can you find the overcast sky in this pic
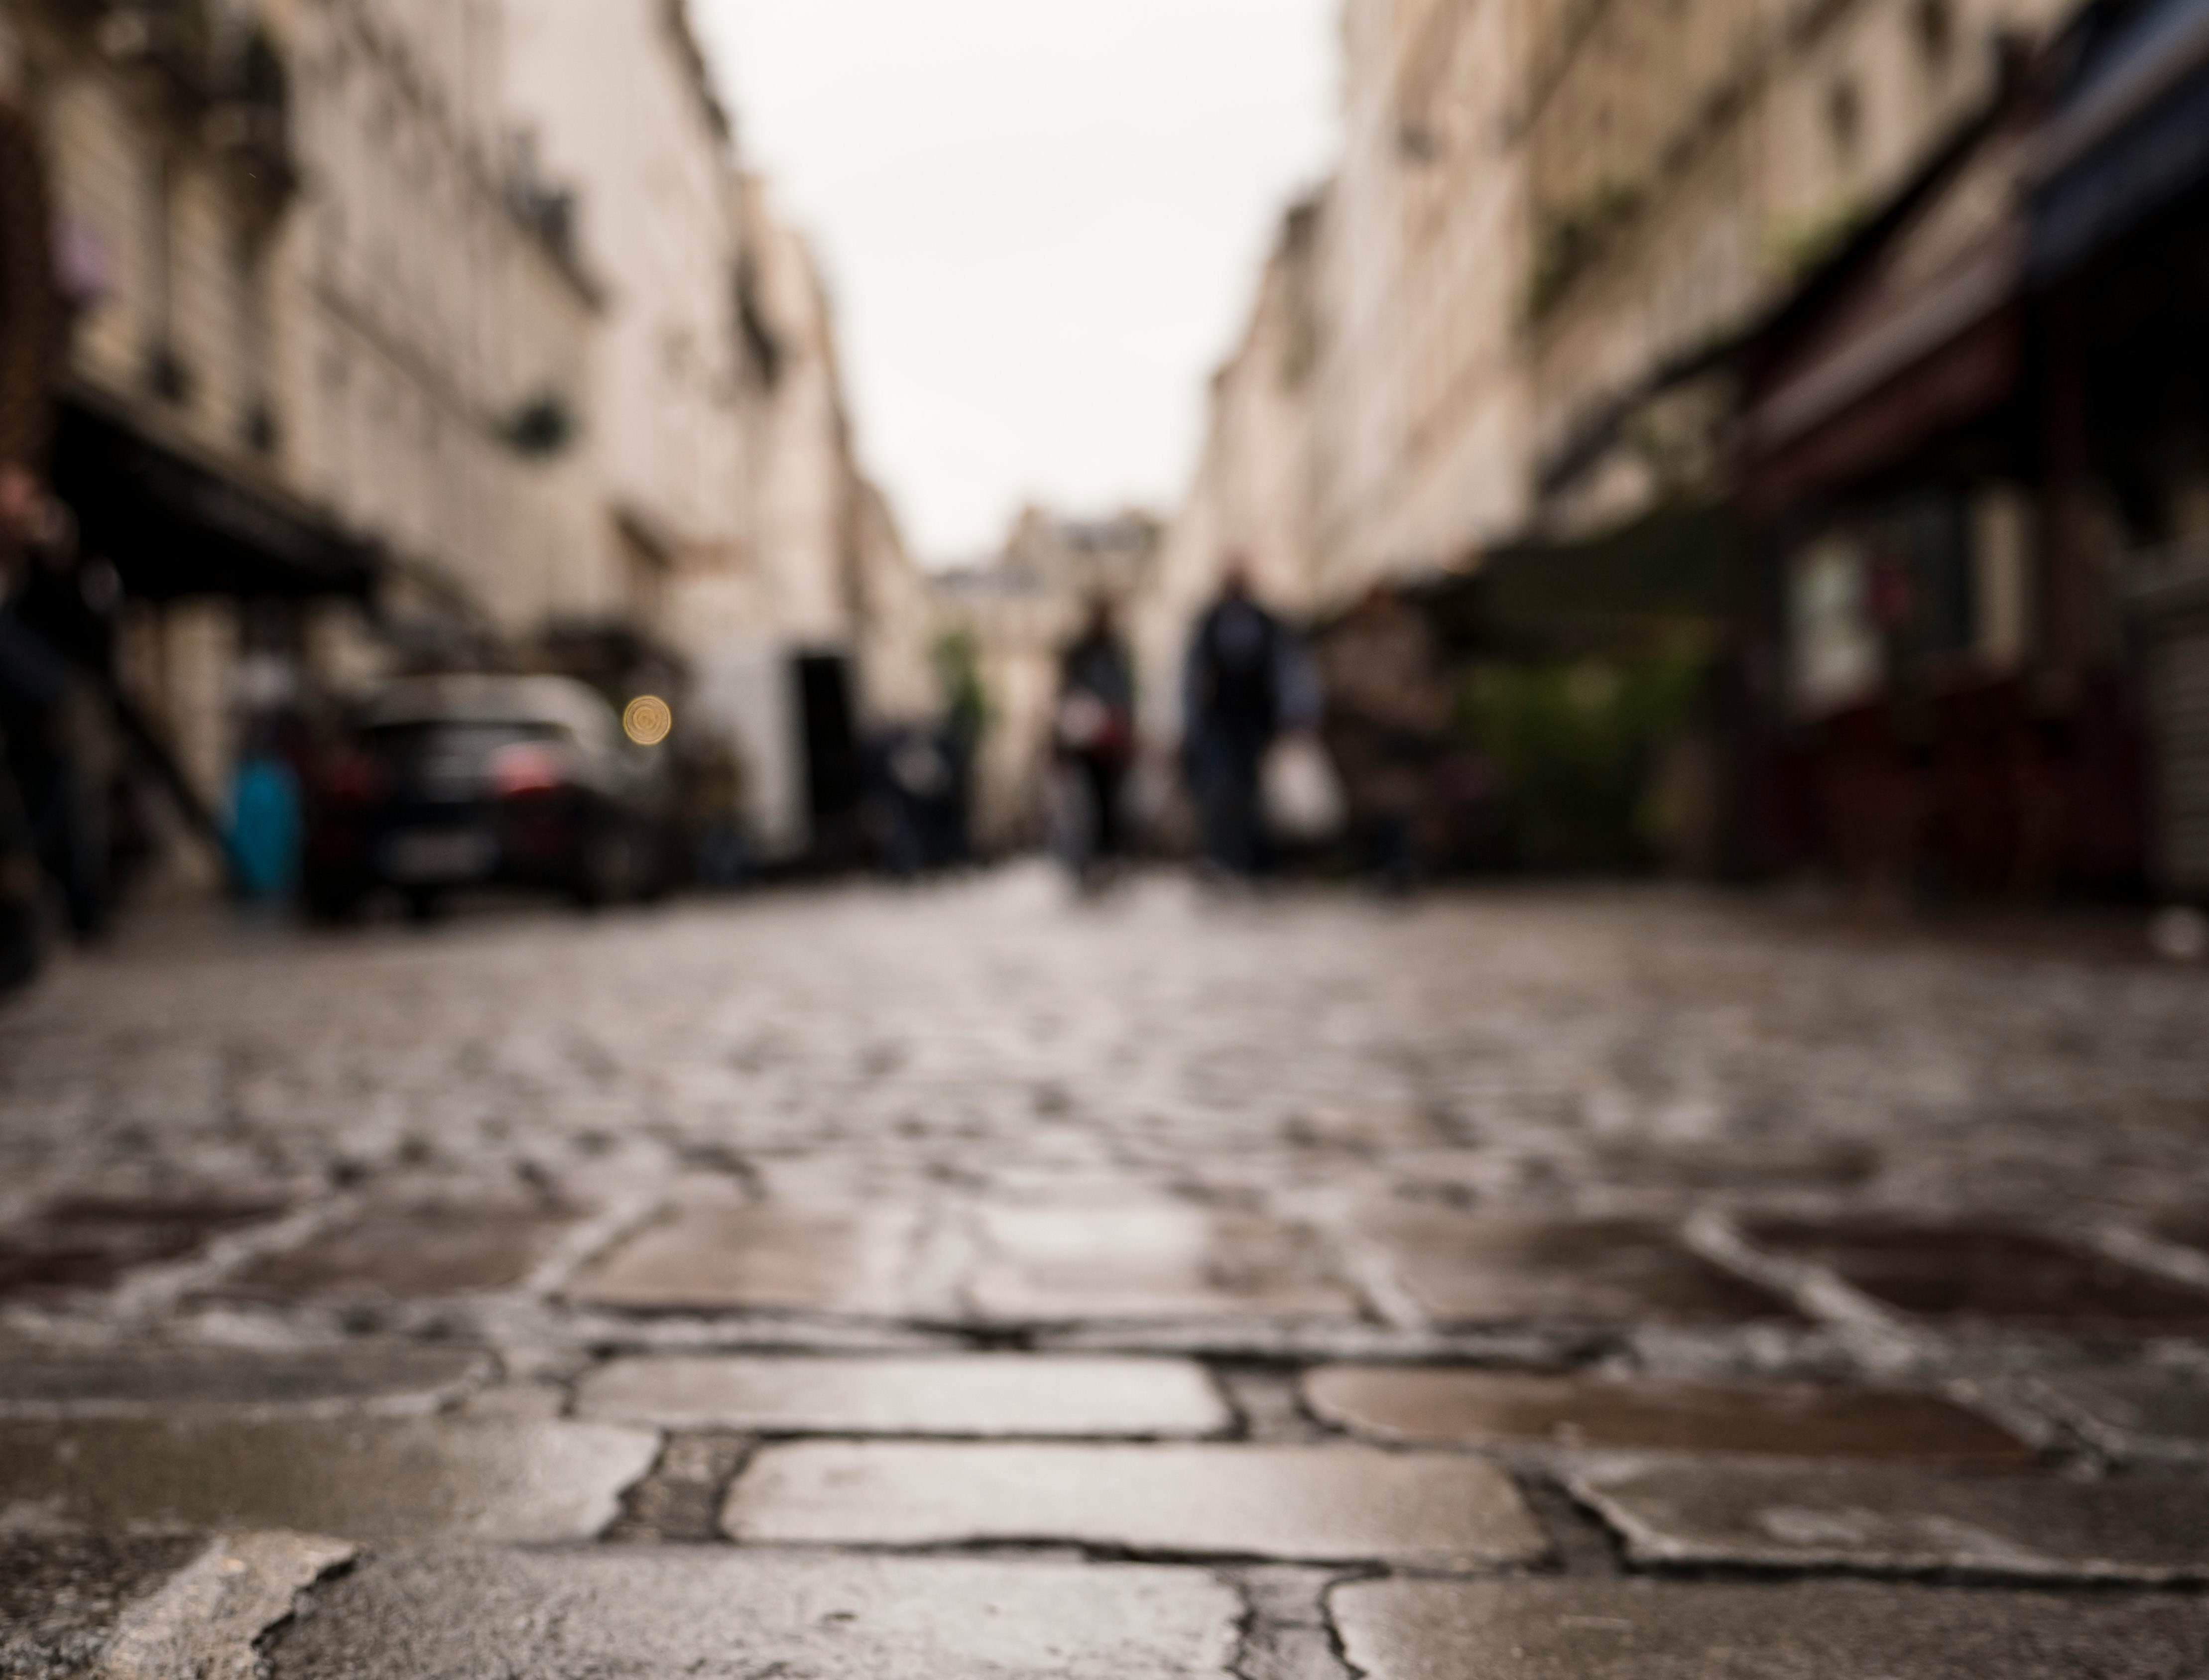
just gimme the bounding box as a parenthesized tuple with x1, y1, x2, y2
(691, 1, 1341, 565)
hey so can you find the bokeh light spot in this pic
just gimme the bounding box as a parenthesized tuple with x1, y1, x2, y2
(624, 695, 673, 747)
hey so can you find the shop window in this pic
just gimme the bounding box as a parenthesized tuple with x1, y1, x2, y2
(1885, 493, 1975, 660)
(1790, 534, 1879, 717)
(1790, 493, 1979, 715)
(1915, 0, 1957, 75)
(1844, 494, 1977, 682)
(1971, 486, 2035, 670)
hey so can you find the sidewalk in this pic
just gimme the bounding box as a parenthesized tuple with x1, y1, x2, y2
(4, 872, 2208, 1674)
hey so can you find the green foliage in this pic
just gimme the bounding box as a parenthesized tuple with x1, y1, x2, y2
(1770, 197, 1870, 283)
(932, 627, 991, 736)
(1527, 182, 1644, 322)
(1450, 638, 1711, 868)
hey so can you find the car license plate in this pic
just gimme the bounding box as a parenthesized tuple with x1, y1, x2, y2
(384, 829, 495, 883)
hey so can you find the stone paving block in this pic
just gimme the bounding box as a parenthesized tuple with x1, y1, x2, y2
(0, 1343, 491, 1416)
(605, 1433, 754, 1545)
(1588, 1139, 1880, 1193)
(724, 1441, 1548, 1566)
(1332, 1577, 2209, 1680)
(94, 1531, 360, 1680)
(969, 1204, 1358, 1320)
(576, 1353, 1232, 1436)
(0, 1192, 287, 1301)
(218, 1202, 576, 1300)
(1303, 1367, 2034, 1464)
(266, 1547, 1242, 1680)
(0, 1532, 204, 1679)
(1571, 1457, 2209, 1582)
(2028, 1367, 2209, 1463)
(1283, 1103, 1449, 1153)
(2152, 1211, 2209, 1258)
(1368, 1214, 1797, 1327)
(565, 1203, 918, 1314)
(1738, 1217, 2209, 1332)
(38, 1190, 290, 1229)
(0, 1415, 657, 1542)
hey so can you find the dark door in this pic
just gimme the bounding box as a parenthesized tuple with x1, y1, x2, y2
(795, 653, 863, 864)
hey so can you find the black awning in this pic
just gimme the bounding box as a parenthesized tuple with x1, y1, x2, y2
(51, 390, 378, 602)
(1411, 501, 1737, 660)
(2030, 0, 2209, 278)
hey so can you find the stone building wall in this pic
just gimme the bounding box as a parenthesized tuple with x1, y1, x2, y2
(1524, 0, 2076, 529)
(1317, 0, 1530, 590)
(19, 0, 921, 891)
(729, 172, 936, 736)
(852, 478, 937, 726)
(501, 5, 930, 742)
(733, 172, 858, 654)
(30, 4, 290, 470)
(285, 0, 605, 642)
(19, 0, 307, 841)
(500, 0, 748, 624)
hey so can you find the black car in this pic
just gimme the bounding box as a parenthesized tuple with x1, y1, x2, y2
(305, 676, 676, 919)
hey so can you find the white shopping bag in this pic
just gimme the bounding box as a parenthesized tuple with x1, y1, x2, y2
(1263, 734, 1347, 843)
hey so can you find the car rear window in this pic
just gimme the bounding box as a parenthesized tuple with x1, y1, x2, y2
(366, 720, 567, 766)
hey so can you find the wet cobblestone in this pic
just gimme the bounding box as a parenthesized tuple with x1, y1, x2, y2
(3, 873, 2208, 1672)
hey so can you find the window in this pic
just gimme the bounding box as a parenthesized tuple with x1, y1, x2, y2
(1826, 78, 1863, 171)
(1915, 0, 1957, 75)
(232, 230, 276, 451)
(1791, 534, 1879, 717)
(137, 149, 192, 404)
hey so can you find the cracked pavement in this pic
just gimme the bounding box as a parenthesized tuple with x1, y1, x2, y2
(4, 869, 2209, 1675)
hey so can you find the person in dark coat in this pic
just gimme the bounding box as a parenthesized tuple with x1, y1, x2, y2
(1182, 562, 1307, 879)
(0, 87, 61, 992)
(1054, 597, 1136, 882)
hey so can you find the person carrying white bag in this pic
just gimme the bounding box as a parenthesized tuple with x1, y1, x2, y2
(1261, 643, 1345, 849)
(1183, 561, 1338, 879)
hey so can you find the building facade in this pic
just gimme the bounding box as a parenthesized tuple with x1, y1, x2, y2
(500, 0, 746, 645)
(21, 0, 364, 868)
(1318, 0, 1532, 588)
(501, 13, 932, 861)
(18, 0, 929, 894)
(1523, 0, 2072, 532)
(285, 0, 609, 647)
(1141, 0, 2081, 708)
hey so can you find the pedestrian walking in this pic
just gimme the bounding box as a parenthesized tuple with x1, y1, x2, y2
(1054, 597, 1136, 888)
(1182, 562, 1313, 880)
(227, 717, 304, 907)
(0, 72, 63, 992)
(1319, 581, 1447, 890)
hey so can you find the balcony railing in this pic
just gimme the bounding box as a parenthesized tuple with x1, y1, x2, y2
(88, 0, 219, 93)
(205, 26, 294, 203)
(75, 1, 296, 202)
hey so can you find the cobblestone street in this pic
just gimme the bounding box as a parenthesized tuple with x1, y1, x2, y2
(5, 870, 2209, 1675)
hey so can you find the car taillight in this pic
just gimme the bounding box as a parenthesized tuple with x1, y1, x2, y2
(322, 752, 385, 804)
(491, 742, 568, 798)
